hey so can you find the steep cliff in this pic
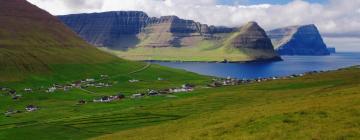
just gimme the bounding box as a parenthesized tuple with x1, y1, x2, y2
(267, 24, 330, 55)
(59, 12, 236, 49)
(59, 12, 280, 62)
(224, 22, 281, 61)
(59, 11, 149, 49)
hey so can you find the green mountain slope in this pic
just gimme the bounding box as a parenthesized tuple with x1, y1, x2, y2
(104, 22, 281, 62)
(0, 0, 119, 82)
(0, 0, 208, 86)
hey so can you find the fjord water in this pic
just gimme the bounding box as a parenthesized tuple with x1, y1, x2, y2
(154, 52, 360, 79)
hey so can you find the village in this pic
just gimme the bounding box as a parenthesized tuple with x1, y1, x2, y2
(1, 70, 330, 117)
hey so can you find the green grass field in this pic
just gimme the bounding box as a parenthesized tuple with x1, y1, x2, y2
(1, 65, 359, 140)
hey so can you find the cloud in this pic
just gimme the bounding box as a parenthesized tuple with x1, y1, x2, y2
(27, 0, 360, 51)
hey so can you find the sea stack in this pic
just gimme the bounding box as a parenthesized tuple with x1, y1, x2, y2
(267, 24, 330, 55)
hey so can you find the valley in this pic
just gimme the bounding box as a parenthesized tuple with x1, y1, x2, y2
(1, 0, 359, 139)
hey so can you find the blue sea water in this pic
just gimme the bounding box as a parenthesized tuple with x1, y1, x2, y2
(153, 52, 360, 79)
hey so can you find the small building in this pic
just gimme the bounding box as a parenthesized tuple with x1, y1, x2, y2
(131, 93, 144, 98)
(26, 105, 39, 112)
(9, 90, 16, 95)
(12, 94, 22, 100)
(116, 93, 126, 99)
(46, 87, 56, 93)
(129, 79, 139, 83)
(86, 78, 95, 82)
(24, 88, 33, 93)
(148, 90, 159, 96)
(78, 100, 86, 105)
(93, 96, 111, 103)
(101, 74, 109, 77)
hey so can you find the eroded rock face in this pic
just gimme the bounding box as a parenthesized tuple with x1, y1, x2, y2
(59, 11, 149, 49)
(232, 22, 275, 50)
(267, 24, 330, 55)
(59, 12, 281, 62)
(230, 22, 281, 61)
(58, 12, 235, 49)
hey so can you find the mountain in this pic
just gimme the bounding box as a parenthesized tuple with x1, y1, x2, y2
(228, 22, 280, 60)
(267, 24, 330, 55)
(59, 12, 280, 62)
(0, 0, 120, 81)
(59, 11, 236, 49)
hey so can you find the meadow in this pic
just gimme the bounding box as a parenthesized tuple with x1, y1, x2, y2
(0, 63, 359, 139)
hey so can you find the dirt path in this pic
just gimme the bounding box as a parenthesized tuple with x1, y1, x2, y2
(127, 62, 151, 75)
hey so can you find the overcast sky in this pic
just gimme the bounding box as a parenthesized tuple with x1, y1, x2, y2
(27, 0, 360, 52)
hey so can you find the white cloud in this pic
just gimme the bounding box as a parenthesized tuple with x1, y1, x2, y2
(324, 37, 360, 52)
(27, 0, 360, 51)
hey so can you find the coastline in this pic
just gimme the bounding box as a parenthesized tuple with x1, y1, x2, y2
(144, 56, 283, 64)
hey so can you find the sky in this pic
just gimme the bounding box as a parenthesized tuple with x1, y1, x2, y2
(27, 0, 360, 52)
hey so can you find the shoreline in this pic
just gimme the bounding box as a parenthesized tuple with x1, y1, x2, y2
(144, 56, 283, 64)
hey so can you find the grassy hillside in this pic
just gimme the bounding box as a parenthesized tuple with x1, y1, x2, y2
(1, 66, 359, 140)
(102, 39, 253, 62)
(0, 0, 118, 82)
(103, 34, 278, 62)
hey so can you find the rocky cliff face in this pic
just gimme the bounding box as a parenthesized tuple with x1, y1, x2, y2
(59, 12, 235, 49)
(59, 11, 149, 49)
(232, 22, 275, 50)
(267, 24, 330, 55)
(59, 12, 281, 62)
(229, 22, 281, 60)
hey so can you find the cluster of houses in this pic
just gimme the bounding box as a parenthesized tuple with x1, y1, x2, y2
(167, 84, 195, 93)
(0, 87, 23, 101)
(129, 84, 196, 99)
(208, 73, 310, 87)
(92, 93, 126, 103)
(2, 69, 343, 115)
(4, 105, 39, 117)
(44, 75, 112, 93)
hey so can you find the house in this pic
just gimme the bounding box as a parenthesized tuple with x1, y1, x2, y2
(129, 79, 139, 83)
(78, 100, 86, 105)
(1, 87, 7, 91)
(100, 75, 109, 78)
(93, 96, 112, 103)
(116, 93, 126, 99)
(12, 94, 22, 100)
(86, 78, 95, 82)
(168, 84, 194, 93)
(9, 90, 16, 95)
(24, 88, 33, 93)
(147, 90, 159, 96)
(26, 105, 39, 112)
(46, 87, 56, 93)
(131, 93, 144, 98)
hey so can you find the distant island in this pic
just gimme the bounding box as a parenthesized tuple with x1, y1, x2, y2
(267, 24, 331, 55)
